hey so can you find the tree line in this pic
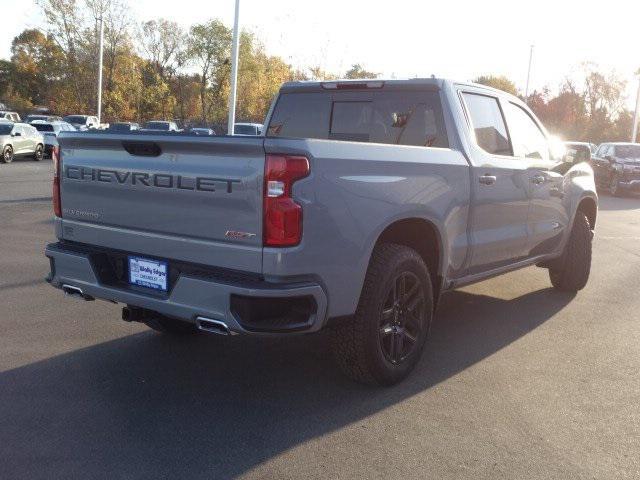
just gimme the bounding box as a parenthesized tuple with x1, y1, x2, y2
(0, 0, 377, 130)
(0, 0, 635, 142)
(474, 66, 637, 144)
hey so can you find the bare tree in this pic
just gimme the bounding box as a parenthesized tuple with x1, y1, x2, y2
(187, 19, 231, 124)
(139, 19, 185, 80)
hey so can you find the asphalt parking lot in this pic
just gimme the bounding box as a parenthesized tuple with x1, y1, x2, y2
(1, 158, 639, 479)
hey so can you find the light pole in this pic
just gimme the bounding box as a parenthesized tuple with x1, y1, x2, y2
(524, 44, 534, 100)
(632, 76, 640, 143)
(227, 0, 240, 135)
(97, 15, 104, 124)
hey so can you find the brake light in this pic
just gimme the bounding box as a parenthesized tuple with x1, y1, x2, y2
(263, 154, 310, 247)
(52, 146, 62, 217)
(321, 81, 384, 90)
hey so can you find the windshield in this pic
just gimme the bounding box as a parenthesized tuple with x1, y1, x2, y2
(33, 123, 55, 133)
(26, 115, 48, 122)
(234, 124, 257, 135)
(615, 145, 640, 158)
(144, 121, 169, 130)
(63, 115, 87, 124)
(0, 124, 12, 135)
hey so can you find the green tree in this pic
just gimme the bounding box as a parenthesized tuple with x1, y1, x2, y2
(10, 29, 65, 106)
(187, 19, 231, 124)
(473, 75, 519, 96)
(344, 63, 378, 79)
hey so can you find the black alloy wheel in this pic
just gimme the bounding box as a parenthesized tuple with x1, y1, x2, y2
(378, 271, 426, 365)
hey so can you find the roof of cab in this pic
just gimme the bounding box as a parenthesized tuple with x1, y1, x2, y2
(279, 77, 522, 100)
(280, 77, 444, 93)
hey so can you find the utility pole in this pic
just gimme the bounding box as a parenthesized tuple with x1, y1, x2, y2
(524, 44, 534, 100)
(632, 76, 640, 143)
(97, 15, 104, 124)
(227, 0, 240, 135)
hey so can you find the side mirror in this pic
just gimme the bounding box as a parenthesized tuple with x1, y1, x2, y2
(605, 155, 615, 162)
(12, 132, 21, 137)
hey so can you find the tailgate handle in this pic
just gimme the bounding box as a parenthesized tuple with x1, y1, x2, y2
(122, 141, 162, 157)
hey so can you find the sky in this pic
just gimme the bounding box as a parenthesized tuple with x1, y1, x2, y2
(2, 0, 639, 107)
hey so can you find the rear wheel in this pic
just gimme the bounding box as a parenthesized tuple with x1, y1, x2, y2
(33, 144, 44, 161)
(1, 145, 13, 164)
(330, 243, 433, 385)
(145, 316, 198, 335)
(549, 212, 592, 292)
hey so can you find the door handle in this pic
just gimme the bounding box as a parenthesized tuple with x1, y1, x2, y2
(531, 174, 545, 185)
(478, 174, 497, 186)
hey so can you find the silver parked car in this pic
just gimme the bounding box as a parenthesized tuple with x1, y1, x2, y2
(32, 121, 76, 157)
(233, 122, 263, 135)
(25, 114, 64, 123)
(0, 122, 45, 163)
(141, 120, 180, 132)
(0, 111, 22, 122)
(189, 127, 216, 136)
(62, 115, 99, 131)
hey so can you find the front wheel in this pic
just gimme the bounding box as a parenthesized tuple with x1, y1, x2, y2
(1, 145, 13, 164)
(33, 144, 44, 161)
(330, 244, 433, 385)
(549, 212, 592, 292)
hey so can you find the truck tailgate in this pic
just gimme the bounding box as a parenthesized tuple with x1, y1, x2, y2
(58, 133, 265, 273)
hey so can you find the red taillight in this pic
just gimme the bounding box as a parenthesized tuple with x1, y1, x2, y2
(263, 154, 310, 247)
(52, 146, 62, 217)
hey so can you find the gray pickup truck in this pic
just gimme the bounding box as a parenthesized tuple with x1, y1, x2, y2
(45, 78, 597, 385)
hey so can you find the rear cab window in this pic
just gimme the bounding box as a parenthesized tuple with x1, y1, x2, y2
(267, 88, 449, 148)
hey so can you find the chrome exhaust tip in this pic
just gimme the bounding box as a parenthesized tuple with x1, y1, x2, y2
(62, 284, 94, 301)
(196, 316, 235, 336)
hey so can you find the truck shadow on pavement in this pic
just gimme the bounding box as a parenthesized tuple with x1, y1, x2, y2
(0, 287, 573, 479)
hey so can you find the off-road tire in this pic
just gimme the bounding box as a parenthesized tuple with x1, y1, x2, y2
(549, 212, 592, 292)
(330, 243, 433, 386)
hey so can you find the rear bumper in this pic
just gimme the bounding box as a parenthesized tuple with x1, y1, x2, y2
(45, 242, 328, 335)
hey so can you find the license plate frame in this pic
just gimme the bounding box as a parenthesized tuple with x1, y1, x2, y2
(128, 256, 168, 292)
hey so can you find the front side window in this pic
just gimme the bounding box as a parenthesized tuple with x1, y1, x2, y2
(462, 93, 511, 156)
(504, 102, 549, 161)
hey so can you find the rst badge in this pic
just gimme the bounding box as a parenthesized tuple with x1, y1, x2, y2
(225, 230, 257, 240)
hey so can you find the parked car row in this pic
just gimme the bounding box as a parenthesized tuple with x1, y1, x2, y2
(591, 143, 640, 196)
(563, 140, 640, 197)
(101, 120, 262, 136)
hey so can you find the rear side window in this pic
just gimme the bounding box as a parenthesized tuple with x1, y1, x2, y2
(268, 90, 448, 148)
(462, 93, 511, 156)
